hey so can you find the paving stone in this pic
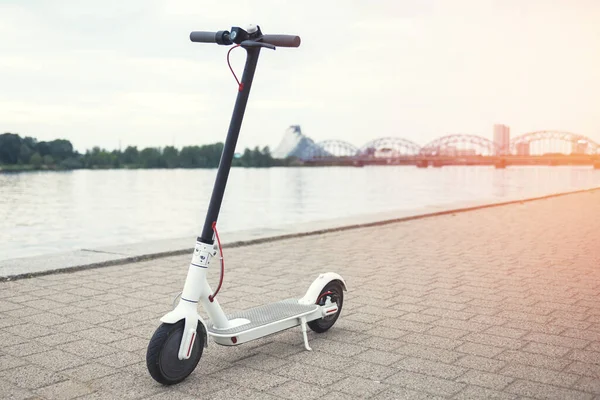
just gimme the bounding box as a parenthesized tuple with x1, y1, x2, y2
(256, 341, 306, 359)
(61, 363, 118, 382)
(57, 339, 120, 359)
(496, 349, 572, 371)
(505, 379, 593, 400)
(275, 362, 345, 387)
(233, 352, 292, 372)
(456, 369, 515, 390)
(463, 332, 525, 350)
(454, 354, 507, 373)
(423, 307, 475, 320)
(144, 390, 200, 400)
(500, 363, 581, 387)
(427, 325, 470, 339)
(361, 336, 404, 351)
(95, 350, 140, 368)
(0, 379, 34, 400)
(308, 338, 368, 357)
(565, 361, 600, 378)
(25, 349, 87, 371)
(567, 349, 600, 365)
(23, 312, 70, 327)
(344, 360, 398, 381)
(394, 343, 463, 363)
(341, 312, 385, 324)
(453, 385, 519, 399)
(0, 364, 66, 389)
(0, 330, 29, 347)
(0, 354, 29, 371)
(0, 300, 23, 312)
(108, 336, 149, 352)
(89, 372, 162, 399)
(176, 375, 232, 396)
(455, 341, 505, 358)
(401, 312, 440, 324)
(394, 357, 467, 379)
(331, 376, 389, 397)
(3, 323, 56, 339)
(380, 318, 431, 333)
(484, 325, 528, 339)
(53, 320, 96, 333)
(370, 386, 440, 399)
(366, 326, 409, 339)
(524, 332, 589, 349)
(355, 348, 405, 366)
(574, 377, 600, 395)
(33, 379, 94, 399)
(521, 342, 571, 357)
(504, 320, 566, 335)
(287, 350, 356, 370)
(213, 364, 288, 391)
(400, 332, 463, 350)
(74, 326, 130, 344)
(3, 340, 51, 357)
(209, 385, 281, 400)
(267, 379, 331, 399)
(384, 370, 466, 397)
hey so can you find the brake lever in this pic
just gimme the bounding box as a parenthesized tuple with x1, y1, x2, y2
(240, 40, 276, 50)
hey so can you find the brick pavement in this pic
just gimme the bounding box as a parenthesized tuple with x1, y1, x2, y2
(1, 190, 600, 399)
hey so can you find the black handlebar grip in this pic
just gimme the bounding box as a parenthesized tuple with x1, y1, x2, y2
(190, 31, 218, 43)
(261, 34, 301, 48)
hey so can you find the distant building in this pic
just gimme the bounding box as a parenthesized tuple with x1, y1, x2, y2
(271, 125, 318, 159)
(493, 124, 510, 155)
(516, 142, 530, 156)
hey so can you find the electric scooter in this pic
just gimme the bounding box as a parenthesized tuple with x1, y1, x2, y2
(146, 24, 347, 385)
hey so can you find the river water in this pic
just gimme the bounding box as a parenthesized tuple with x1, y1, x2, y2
(1, 166, 599, 261)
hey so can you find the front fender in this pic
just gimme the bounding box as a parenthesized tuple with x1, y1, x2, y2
(298, 272, 347, 305)
(160, 303, 209, 348)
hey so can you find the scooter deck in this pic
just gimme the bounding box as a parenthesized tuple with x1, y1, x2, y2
(206, 298, 318, 337)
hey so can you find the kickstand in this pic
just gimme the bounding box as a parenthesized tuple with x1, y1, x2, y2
(300, 317, 312, 351)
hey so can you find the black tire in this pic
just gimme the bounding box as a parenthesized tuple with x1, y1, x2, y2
(308, 280, 344, 333)
(146, 320, 204, 385)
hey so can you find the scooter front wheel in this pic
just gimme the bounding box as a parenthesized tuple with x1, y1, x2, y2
(308, 280, 344, 333)
(146, 320, 204, 385)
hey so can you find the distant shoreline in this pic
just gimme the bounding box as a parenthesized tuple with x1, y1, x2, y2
(0, 163, 301, 173)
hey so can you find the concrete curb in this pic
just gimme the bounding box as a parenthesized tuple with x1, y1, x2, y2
(2, 186, 599, 282)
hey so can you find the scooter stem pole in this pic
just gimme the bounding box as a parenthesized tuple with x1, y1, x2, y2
(199, 46, 261, 244)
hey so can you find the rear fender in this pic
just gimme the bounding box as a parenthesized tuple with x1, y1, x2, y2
(298, 272, 347, 305)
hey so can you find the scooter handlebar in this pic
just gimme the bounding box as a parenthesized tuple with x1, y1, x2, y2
(189, 31, 218, 43)
(190, 30, 301, 48)
(260, 34, 301, 48)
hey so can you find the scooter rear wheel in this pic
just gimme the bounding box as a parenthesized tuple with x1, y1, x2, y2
(308, 280, 344, 333)
(146, 320, 204, 385)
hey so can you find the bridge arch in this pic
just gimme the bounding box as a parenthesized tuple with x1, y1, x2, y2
(420, 134, 500, 156)
(510, 130, 600, 155)
(358, 137, 422, 157)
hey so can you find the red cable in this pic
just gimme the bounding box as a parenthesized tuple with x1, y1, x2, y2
(208, 221, 224, 302)
(316, 291, 333, 304)
(227, 44, 244, 92)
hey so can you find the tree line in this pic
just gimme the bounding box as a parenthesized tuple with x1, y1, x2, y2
(0, 133, 293, 170)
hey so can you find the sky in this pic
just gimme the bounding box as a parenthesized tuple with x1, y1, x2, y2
(1, 0, 599, 153)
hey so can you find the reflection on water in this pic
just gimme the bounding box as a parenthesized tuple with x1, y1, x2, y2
(1, 166, 599, 260)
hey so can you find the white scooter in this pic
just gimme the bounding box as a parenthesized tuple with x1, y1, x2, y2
(146, 24, 347, 385)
